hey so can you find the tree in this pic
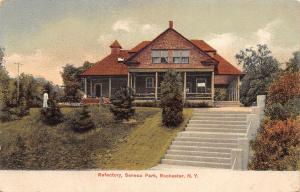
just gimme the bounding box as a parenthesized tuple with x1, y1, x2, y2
(40, 93, 64, 125)
(268, 72, 300, 105)
(61, 62, 94, 102)
(160, 70, 183, 127)
(68, 105, 95, 132)
(110, 87, 135, 121)
(249, 119, 300, 170)
(236, 44, 280, 106)
(285, 51, 300, 73)
(0, 47, 4, 69)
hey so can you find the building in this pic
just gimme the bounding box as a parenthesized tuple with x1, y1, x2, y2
(80, 21, 242, 105)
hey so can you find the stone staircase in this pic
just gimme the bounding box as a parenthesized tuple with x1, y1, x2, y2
(161, 108, 252, 169)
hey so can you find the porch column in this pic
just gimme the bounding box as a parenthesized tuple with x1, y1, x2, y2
(237, 76, 240, 102)
(127, 72, 130, 87)
(211, 71, 215, 102)
(155, 72, 158, 101)
(90, 79, 93, 97)
(183, 72, 187, 102)
(84, 77, 87, 98)
(108, 77, 112, 98)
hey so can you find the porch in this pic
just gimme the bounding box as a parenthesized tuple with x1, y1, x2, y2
(127, 71, 240, 103)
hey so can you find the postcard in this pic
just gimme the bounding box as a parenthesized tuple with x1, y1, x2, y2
(0, 0, 299, 191)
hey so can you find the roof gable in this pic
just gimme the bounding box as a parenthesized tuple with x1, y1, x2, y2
(126, 28, 218, 64)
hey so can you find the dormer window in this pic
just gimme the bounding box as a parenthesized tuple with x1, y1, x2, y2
(173, 50, 190, 64)
(152, 50, 168, 64)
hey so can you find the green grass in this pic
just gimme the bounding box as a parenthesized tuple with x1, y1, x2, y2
(0, 106, 192, 170)
(100, 109, 193, 169)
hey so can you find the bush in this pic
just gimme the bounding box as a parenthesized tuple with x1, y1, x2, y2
(184, 101, 210, 108)
(214, 88, 228, 101)
(40, 94, 64, 125)
(68, 105, 95, 132)
(284, 98, 300, 119)
(249, 119, 300, 170)
(268, 72, 300, 105)
(160, 70, 183, 127)
(265, 103, 289, 120)
(110, 87, 135, 121)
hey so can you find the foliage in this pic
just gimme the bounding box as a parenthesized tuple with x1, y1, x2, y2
(68, 105, 95, 132)
(214, 88, 228, 101)
(40, 93, 64, 125)
(265, 103, 289, 120)
(160, 70, 183, 127)
(249, 119, 300, 170)
(267, 72, 300, 105)
(184, 101, 210, 108)
(0, 47, 4, 69)
(285, 51, 300, 73)
(110, 87, 135, 121)
(236, 44, 280, 106)
(61, 62, 94, 102)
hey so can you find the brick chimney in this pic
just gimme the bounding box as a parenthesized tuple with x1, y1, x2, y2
(169, 20, 173, 29)
(110, 40, 122, 55)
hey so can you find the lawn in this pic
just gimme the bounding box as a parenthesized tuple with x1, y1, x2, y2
(0, 106, 192, 170)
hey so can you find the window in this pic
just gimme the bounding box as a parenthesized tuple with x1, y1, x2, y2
(173, 50, 190, 64)
(146, 77, 154, 88)
(152, 50, 168, 64)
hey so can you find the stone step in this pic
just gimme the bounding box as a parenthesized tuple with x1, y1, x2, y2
(189, 120, 247, 125)
(166, 149, 231, 158)
(186, 124, 247, 129)
(175, 137, 238, 144)
(165, 154, 231, 164)
(185, 127, 247, 134)
(178, 131, 245, 139)
(191, 116, 247, 121)
(193, 111, 251, 115)
(169, 145, 233, 153)
(172, 140, 237, 148)
(192, 113, 248, 117)
(161, 159, 231, 169)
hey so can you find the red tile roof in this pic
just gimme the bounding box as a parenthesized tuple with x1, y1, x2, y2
(81, 50, 129, 76)
(129, 41, 151, 52)
(191, 40, 216, 52)
(81, 36, 241, 76)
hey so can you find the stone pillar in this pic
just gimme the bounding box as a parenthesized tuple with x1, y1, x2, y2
(237, 76, 240, 102)
(108, 77, 112, 98)
(155, 72, 158, 101)
(90, 79, 93, 97)
(257, 95, 266, 109)
(183, 72, 187, 102)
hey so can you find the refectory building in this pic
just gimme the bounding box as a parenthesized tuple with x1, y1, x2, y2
(80, 21, 242, 105)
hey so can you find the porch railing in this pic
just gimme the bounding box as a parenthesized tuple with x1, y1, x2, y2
(134, 92, 212, 100)
(186, 93, 212, 100)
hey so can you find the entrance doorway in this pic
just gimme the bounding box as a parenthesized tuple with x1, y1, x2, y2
(94, 83, 102, 97)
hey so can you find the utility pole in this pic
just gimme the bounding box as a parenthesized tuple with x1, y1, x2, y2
(14, 62, 23, 105)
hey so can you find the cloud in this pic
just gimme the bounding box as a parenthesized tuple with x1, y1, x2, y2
(205, 19, 297, 66)
(112, 19, 132, 32)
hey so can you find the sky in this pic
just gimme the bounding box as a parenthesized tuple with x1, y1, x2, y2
(0, 0, 300, 85)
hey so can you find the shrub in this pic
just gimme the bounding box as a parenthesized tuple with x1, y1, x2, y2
(214, 88, 228, 101)
(68, 105, 95, 132)
(40, 94, 64, 125)
(249, 119, 300, 170)
(265, 103, 289, 120)
(16, 96, 30, 117)
(284, 98, 300, 119)
(184, 101, 210, 108)
(268, 72, 300, 105)
(160, 70, 183, 127)
(110, 87, 135, 121)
